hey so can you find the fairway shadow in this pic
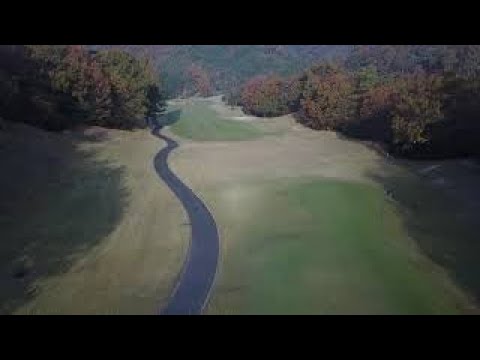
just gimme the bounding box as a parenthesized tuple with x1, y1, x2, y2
(158, 109, 182, 127)
(365, 159, 480, 307)
(0, 123, 128, 314)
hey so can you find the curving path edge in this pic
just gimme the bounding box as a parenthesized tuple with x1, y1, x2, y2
(151, 125, 219, 315)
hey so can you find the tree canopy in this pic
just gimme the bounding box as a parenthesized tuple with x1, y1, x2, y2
(0, 45, 165, 131)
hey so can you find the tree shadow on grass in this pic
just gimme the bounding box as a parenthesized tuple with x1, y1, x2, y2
(365, 157, 480, 306)
(0, 123, 128, 314)
(158, 109, 182, 127)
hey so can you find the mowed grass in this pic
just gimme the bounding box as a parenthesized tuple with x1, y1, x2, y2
(203, 178, 471, 314)
(168, 101, 266, 141)
(0, 122, 188, 314)
(167, 99, 477, 314)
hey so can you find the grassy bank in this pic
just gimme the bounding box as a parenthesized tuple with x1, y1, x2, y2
(0, 122, 187, 314)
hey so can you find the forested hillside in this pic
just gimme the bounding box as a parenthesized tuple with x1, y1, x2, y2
(89, 45, 351, 97)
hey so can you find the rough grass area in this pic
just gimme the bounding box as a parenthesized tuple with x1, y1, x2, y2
(0, 122, 187, 314)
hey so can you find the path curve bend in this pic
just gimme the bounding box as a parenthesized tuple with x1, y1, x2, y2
(151, 126, 219, 315)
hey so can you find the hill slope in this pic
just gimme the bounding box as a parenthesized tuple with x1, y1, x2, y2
(0, 121, 187, 314)
(90, 45, 352, 96)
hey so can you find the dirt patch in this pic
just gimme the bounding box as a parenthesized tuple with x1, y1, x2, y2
(229, 116, 257, 122)
(74, 126, 112, 142)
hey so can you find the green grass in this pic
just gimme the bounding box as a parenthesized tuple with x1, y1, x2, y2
(168, 101, 265, 141)
(205, 178, 469, 314)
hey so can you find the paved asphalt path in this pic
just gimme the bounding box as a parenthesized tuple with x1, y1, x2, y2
(151, 125, 219, 315)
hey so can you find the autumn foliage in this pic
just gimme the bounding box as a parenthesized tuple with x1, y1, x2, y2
(224, 45, 480, 158)
(0, 45, 165, 131)
(240, 75, 291, 117)
(297, 63, 356, 130)
(185, 64, 212, 97)
(389, 74, 444, 153)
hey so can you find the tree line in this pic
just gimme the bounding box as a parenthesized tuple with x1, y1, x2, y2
(89, 45, 352, 98)
(224, 45, 480, 158)
(0, 45, 165, 131)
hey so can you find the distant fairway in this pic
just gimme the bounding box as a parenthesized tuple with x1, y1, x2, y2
(168, 100, 266, 141)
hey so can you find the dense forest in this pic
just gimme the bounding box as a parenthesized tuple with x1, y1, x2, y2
(89, 45, 351, 97)
(0, 45, 165, 131)
(226, 45, 480, 159)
